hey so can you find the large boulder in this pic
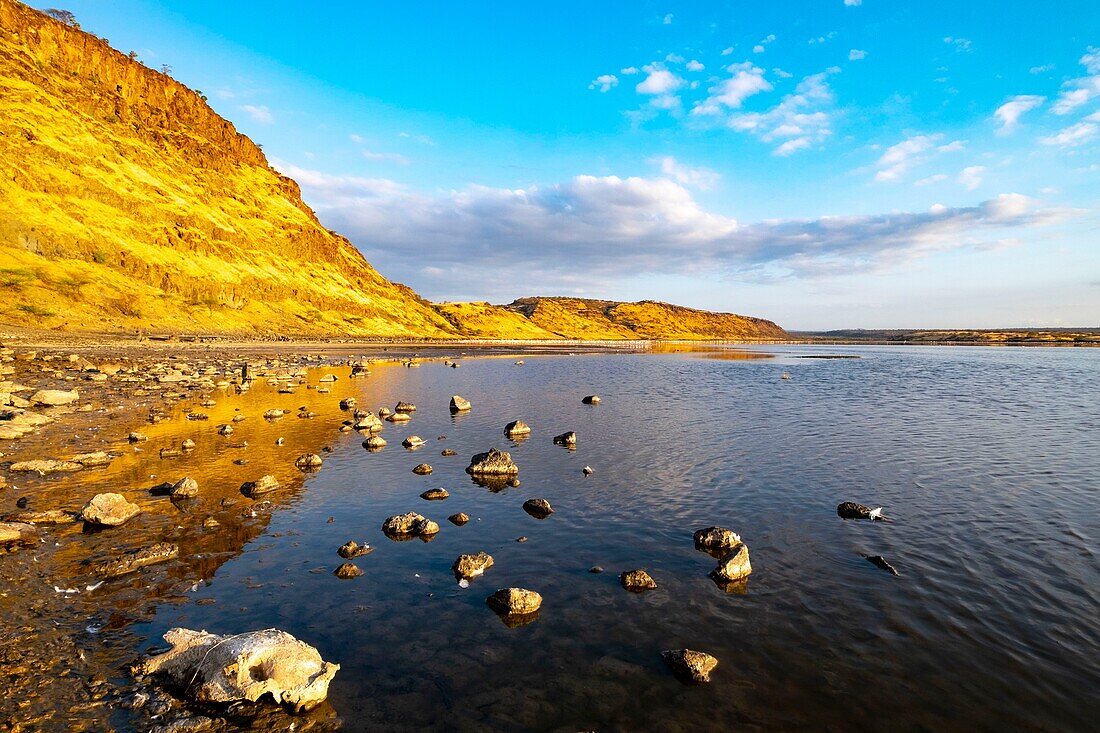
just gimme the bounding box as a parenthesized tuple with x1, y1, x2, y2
(662, 649, 718, 683)
(452, 552, 494, 581)
(466, 448, 519, 476)
(81, 493, 141, 526)
(30, 389, 78, 406)
(134, 628, 339, 713)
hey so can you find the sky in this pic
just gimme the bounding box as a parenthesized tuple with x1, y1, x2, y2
(36, 0, 1100, 329)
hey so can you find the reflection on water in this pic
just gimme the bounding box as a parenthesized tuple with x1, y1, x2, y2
(14, 347, 1099, 731)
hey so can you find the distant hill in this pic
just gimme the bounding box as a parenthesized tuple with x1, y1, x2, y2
(435, 297, 788, 341)
(806, 328, 1100, 345)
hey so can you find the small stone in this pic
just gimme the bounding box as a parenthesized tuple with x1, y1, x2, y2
(553, 431, 577, 447)
(334, 563, 363, 579)
(337, 541, 372, 559)
(128, 432, 148, 443)
(449, 395, 471, 412)
(381, 512, 440, 537)
(339, 398, 357, 410)
(693, 526, 742, 551)
(170, 477, 199, 499)
(363, 436, 386, 450)
(662, 649, 718, 683)
(294, 453, 323, 470)
(412, 463, 433, 475)
(402, 436, 425, 448)
(522, 498, 553, 518)
(452, 552, 494, 581)
(263, 409, 285, 419)
(466, 448, 519, 476)
(394, 401, 416, 412)
(620, 569, 657, 592)
(181, 439, 196, 451)
(420, 488, 449, 501)
(504, 419, 531, 437)
(486, 587, 542, 615)
(81, 493, 141, 526)
(709, 543, 752, 583)
(448, 512, 470, 526)
(582, 466, 594, 476)
(589, 566, 603, 574)
(241, 475, 279, 498)
(386, 412, 411, 423)
(0, 521, 37, 546)
(217, 424, 233, 436)
(92, 543, 179, 578)
(837, 502, 873, 519)
(71, 451, 111, 467)
(441, 448, 457, 456)
(582, 395, 601, 405)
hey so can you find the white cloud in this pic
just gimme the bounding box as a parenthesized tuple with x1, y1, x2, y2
(240, 104, 273, 124)
(621, 66, 639, 75)
(687, 59, 705, 72)
(1052, 87, 1094, 114)
(398, 131, 436, 146)
(665, 53, 685, 64)
(773, 68, 793, 78)
(1050, 50, 1100, 115)
(274, 162, 1070, 288)
(722, 71, 837, 155)
(844, 0, 862, 6)
(753, 45, 765, 54)
(349, 133, 365, 144)
(663, 13, 674, 25)
(1082, 46, 1100, 74)
(589, 74, 619, 92)
(944, 36, 972, 52)
(651, 156, 721, 189)
(809, 32, 837, 45)
(993, 95, 1044, 133)
(915, 173, 948, 186)
(848, 49, 867, 61)
(637, 65, 684, 95)
(692, 62, 772, 115)
(721, 47, 734, 56)
(1040, 113, 1100, 147)
(1029, 64, 1055, 75)
(362, 149, 409, 165)
(873, 134, 941, 182)
(958, 165, 985, 190)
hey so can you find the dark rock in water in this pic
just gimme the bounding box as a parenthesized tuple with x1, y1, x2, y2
(170, 476, 199, 499)
(128, 432, 148, 443)
(363, 436, 386, 450)
(620, 569, 657, 592)
(339, 398, 357, 410)
(241, 475, 279, 498)
(294, 453, 323, 470)
(334, 563, 363, 579)
(693, 526, 742, 551)
(452, 552, 494, 581)
(553, 431, 577, 448)
(865, 555, 899, 576)
(486, 587, 542, 616)
(92, 543, 179, 578)
(402, 435, 426, 448)
(582, 395, 601, 405)
(504, 420, 531, 437)
(662, 649, 718, 683)
(412, 463, 433, 475)
(589, 566, 604, 574)
(709, 543, 752, 582)
(420, 488, 449, 501)
(837, 502, 873, 519)
(337, 541, 372, 559)
(441, 448, 457, 456)
(582, 466, 594, 476)
(216, 423, 233, 436)
(449, 395, 471, 412)
(394, 401, 417, 413)
(515, 536, 528, 543)
(522, 498, 553, 518)
(448, 512, 470, 526)
(381, 512, 440, 538)
(466, 448, 519, 476)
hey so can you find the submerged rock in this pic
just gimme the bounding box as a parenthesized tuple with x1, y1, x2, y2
(838, 502, 888, 520)
(449, 395, 472, 412)
(662, 649, 718, 683)
(81, 493, 141, 526)
(620, 569, 657, 592)
(134, 627, 339, 713)
(93, 543, 179, 578)
(420, 488, 449, 501)
(412, 463, 433, 475)
(71, 451, 111, 467)
(241, 475, 279, 498)
(522, 498, 553, 518)
(504, 420, 531, 437)
(865, 555, 900, 576)
(452, 552, 494, 581)
(386, 412, 411, 423)
(337, 541, 372, 559)
(334, 563, 363, 579)
(486, 587, 542, 616)
(552, 431, 577, 448)
(441, 448, 457, 456)
(128, 432, 149, 443)
(381, 512, 440, 538)
(9, 458, 83, 474)
(466, 448, 519, 476)
(2, 509, 78, 525)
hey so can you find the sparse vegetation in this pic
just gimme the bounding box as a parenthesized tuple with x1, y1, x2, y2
(43, 8, 78, 27)
(17, 303, 55, 317)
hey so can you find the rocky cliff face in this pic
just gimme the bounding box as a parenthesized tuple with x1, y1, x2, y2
(0, 0, 456, 337)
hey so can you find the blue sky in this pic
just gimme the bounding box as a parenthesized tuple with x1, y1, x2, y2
(38, 0, 1100, 328)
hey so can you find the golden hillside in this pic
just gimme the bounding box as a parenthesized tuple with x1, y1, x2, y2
(433, 301, 560, 339)
(0, 0, 456, 337)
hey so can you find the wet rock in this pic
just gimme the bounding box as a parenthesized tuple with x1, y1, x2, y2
(170, 477, 199, 499)
(553, 431, 577, 447)
(693, 526, 742, 551)
(337, 541, 372, 559)
(582, 395, 601, 405)
(386, 412, 411, 423)
(441, 448, 457, 456)
(263, 409, 285, 419)
(837, 502, 886, 520)
(449, 395, 471, 412)
(381, 512, 440, 538)
(0, 521, 37, 546)
(241, 475, 279, 498)
(294, 453, 323, 470)
(453, 552, 494, 581)
(582, 466, 594, 476)
(81, 493, 141, 526)
(394, 401, 416, 413)
(466, 448, 519, 476)
(181, 439, 196, 451)
(620, 569, 657, 592)
(334, 563, 363, 579)
(128, 432, 148, 443)
(150, 715, 214, 733)
(92, 543, 179, 578)
(709, 543, 752, 583)
(448, 512, 470, 526)
(412, 463, 433, 475)
(662, 649, 718, 683)
(30, 389, 78, 406)
(402, 435, 425, 448)
(339, 398, 357, 410)
(9, 458, 83, 474)
(354, 412, 384, 432)
(486, 588, 542, 616)
(504, 420, 531, 437)
(865, 555, 900, 576)
(185, 412, 208, 421)
(160, 448, 183, 459)
(363, 436, 386, 450)
(217, 424, 233, 436)
(71, 451, 112, 467)
(378, 407, 393, 418)
(420, 488, 449, 501)
(589, 566, 604, 574)
(522, 498, 554, 518)
(2, 509, 78, 525)
(134, 627, 338, 712)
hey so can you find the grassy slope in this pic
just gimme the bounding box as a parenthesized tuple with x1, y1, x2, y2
(0, 0, 456, 337)
(433, 302, 560, 339)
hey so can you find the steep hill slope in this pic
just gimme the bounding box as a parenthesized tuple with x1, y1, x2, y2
(433, 301, 560, 339)
(0, 0, 456, 337)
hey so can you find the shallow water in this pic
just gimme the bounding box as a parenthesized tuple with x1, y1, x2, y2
(18, 345, 1099, 731)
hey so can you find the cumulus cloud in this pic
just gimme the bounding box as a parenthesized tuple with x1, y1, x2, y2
(1029, 64, 1055, 74)
(692, 62, 772, 115)
(636, 65, 684, 95)
(621, 66, 639, 75)
(753, 45, 765, 54)
(958, 165, 985, 190)
(721, 47, 734, 56)
(273, 162, 1069, 291)
(721, 71, 837, 155)
(687, 59, 705, 72)
(240, 104, 273, 124)
(993, 95, 1044, 133)
(1040, 112, 1100, 147)
(650, 156, 721, 189)
(848, 49, 867, 61)
(873, 134, 965, 182)
(589, 74, 619, 92)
